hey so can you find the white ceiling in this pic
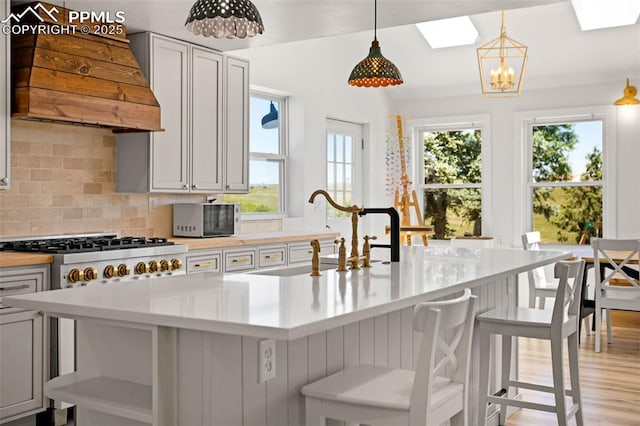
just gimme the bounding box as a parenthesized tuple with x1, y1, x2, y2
(15, 0, 640, 99)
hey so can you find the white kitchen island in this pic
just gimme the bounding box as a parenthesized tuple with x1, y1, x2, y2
(5, 246, 569, 426)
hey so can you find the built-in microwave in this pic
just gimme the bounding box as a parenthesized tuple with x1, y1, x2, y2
(173, 203, 240, 237)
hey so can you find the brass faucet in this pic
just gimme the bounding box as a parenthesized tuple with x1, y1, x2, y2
(362, 235, 377, 268)
(309, 189, 363, 269)
(310, 239, 321, 276)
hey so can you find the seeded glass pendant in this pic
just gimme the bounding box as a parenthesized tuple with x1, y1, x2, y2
(348, 0, 403, 87)
(185, 0, 264, 39)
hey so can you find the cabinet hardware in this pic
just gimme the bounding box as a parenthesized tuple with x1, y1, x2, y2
(0, 177, 7, 185)
(0, 284, 30, 291)
(194, 262, 215, 268)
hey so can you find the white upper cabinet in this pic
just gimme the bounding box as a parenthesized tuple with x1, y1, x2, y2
(116, 33, 247, 194)
(0, 0, 10, 190)
(224, 56, 249, 193)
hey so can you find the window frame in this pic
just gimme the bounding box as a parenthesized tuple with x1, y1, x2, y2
(325, 119, 363, 225)
(515, 106, 617, 244)
(409, 114, 492, 240)
(235, 91, 288, 219)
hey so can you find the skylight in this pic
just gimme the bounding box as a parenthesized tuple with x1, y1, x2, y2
(571, 0, 640, 31)
(416, 16, 478, 49)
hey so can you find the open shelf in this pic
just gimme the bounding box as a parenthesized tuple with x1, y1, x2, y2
(45, 373, 152, 424)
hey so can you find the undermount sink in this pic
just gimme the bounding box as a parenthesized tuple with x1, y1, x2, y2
(251, 263, 337, 277)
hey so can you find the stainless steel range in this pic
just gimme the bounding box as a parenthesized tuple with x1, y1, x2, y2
(1, 233, 187, 290)
(0, 233, 187, 409)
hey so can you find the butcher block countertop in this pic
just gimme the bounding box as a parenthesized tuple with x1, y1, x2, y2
(0, 252, 54, 268)
(170, 230, 340, 250)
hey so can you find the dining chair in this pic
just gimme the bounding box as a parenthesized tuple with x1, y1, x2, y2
(591, 238, 640, 352)
(301, 289, 477, 426)
(521, 231, 560, 309)
(522, 231, 592, 336)
(477, 259, 585, 426)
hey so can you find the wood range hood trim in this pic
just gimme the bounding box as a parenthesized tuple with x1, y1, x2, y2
(10, 2, 163, 133)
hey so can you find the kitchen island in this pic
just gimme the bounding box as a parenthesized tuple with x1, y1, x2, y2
(5, 246, 569, 426)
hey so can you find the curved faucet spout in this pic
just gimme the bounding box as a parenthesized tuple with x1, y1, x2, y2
(308, 189, 362, 213)
(309, 189, 363, 265)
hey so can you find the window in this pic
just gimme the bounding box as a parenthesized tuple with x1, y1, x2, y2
(420, 128, 483, 239)
(224, 93, 287, 215)
(528, 119, 603, 244)
(325, 119, 362, 220)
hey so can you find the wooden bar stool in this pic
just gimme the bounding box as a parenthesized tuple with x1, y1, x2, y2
(301, 289, 477, 426)
(477, 259, 585, 426)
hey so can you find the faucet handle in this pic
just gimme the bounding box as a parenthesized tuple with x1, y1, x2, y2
(335, 238, 348, 272)
(362, 235, 377, 268)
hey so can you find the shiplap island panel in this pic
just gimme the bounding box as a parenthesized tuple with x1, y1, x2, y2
(5, 246, 569, 426)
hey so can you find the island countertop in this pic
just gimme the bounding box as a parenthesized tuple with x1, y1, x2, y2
(4, 246, 569, 340)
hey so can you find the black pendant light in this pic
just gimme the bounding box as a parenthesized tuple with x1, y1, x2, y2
(261, 102, 278, 129)
(185, 0, 264, 39)
(348, 0, 403, 87)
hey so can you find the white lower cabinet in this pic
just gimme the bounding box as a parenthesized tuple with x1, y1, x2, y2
(0, 311, 45, 424)
(185, 239, 337, 275)
(0, 265, 48, 424)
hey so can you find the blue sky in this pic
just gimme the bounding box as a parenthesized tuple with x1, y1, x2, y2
(569, 121, 602, 181)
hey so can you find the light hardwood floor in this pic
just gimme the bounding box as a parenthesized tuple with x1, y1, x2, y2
(505, 325, 640, 425)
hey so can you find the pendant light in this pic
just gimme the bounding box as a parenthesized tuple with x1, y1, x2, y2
(261, 101, 279, 129)
(476, 10, 527, 97)
(348, 0, 403, 88)
(185, 0, 264, 39)
(614, 78, 640, 106)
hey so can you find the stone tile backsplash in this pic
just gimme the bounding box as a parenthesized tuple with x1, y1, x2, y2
(0, 120, 281, 238)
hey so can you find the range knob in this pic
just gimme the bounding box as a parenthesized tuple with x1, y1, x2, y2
(170, 258, 183, 271)
(135, 262, 149, 275)
(148, 260, 159, 273)
(117, 264, 131, 277)
(67, 268, 83, 283)
(103, 265, 116, 279)
(83, 267, 98, 281)
(160, 259, 170, 271)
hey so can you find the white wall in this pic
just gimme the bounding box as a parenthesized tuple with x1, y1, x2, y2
(234, 35, 639, 246)
(233, 32, 396, 239)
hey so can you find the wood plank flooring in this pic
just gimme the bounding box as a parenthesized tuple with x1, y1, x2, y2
(505, 326, 640, 425)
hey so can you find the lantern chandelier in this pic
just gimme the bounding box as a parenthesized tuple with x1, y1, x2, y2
(185, 0, 264, 39)
(348, 0, 403, 88)
(476, 10, 528, 97)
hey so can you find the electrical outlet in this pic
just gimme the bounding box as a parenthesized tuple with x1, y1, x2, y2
(258, 339, 276, 383)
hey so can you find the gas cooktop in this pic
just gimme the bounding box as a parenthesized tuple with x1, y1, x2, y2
(0, 234, 174, 254)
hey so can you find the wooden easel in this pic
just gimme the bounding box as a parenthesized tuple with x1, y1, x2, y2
(389, 115, 433, 246)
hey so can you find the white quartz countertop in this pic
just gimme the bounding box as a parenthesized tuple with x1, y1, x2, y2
(5, 246, 569, 340)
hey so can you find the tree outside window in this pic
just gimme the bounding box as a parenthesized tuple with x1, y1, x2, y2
(530, 121, 603, 244)
(422, 129, 482, 239)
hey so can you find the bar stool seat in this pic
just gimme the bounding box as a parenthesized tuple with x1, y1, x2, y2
(302, 289, 477, 426)
(477, 259, 585, 426)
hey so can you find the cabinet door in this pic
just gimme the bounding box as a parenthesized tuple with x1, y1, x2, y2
(0, 310, 44, 422)
(150, 35, 189, 192)
(0, 0, 9, 189)
(224, 57, 249, 193)
(191, 47, 224, 192)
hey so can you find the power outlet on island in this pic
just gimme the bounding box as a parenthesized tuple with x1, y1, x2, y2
(258, 339, 276, 383)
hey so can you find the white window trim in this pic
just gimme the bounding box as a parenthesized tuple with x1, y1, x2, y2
(240, 91, 288, 219)
(513, 106, 617, 244)
(407, 114, 492, 238)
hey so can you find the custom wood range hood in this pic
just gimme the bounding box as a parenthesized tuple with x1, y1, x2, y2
(11, 2, 162, 132)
